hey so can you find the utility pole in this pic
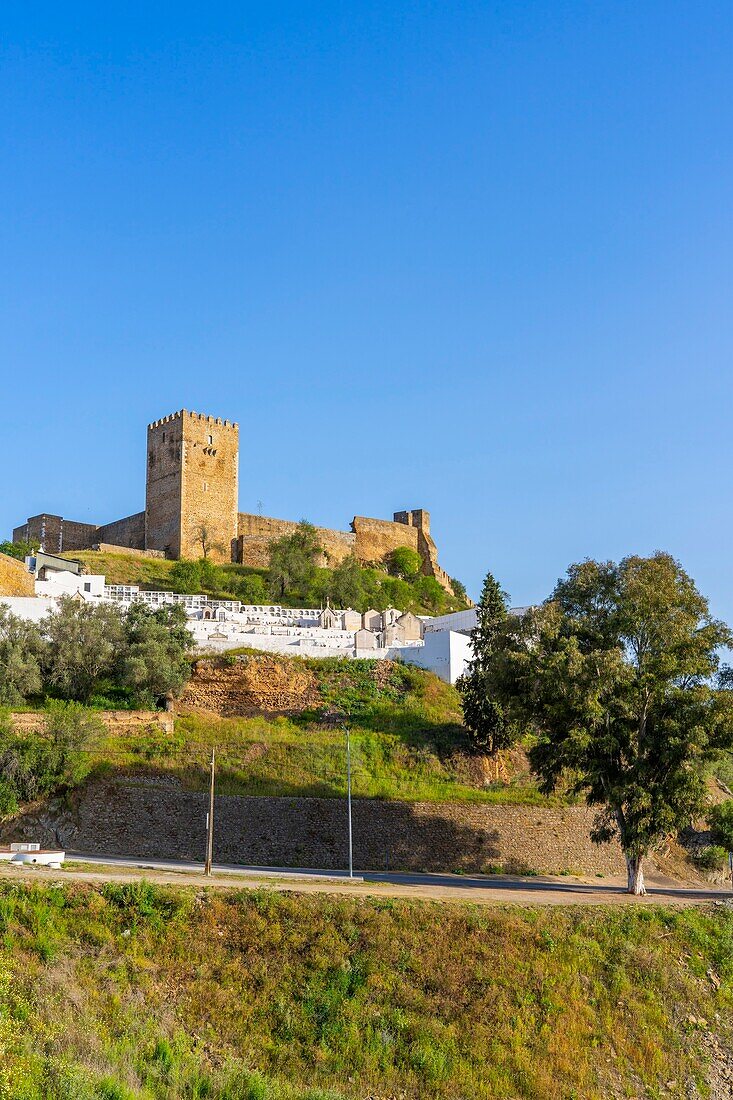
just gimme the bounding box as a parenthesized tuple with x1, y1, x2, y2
(346, 723, 353, 879)
(204, 748, 215, 876)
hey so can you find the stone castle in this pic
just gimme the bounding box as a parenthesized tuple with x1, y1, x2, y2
(13, 409, 454, 591)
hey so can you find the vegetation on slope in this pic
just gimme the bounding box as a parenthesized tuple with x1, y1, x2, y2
(61, 542, 469, 617)
(105, 656, 548, 804)
(0, 881, 731, 1099)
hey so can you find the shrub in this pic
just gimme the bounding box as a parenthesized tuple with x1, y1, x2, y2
(709, 800, 733, 852)
(696, 845, 728, 871)
(386, 546, 421, 579)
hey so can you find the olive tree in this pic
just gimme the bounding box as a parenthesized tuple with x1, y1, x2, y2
(42, 597, 126, 702)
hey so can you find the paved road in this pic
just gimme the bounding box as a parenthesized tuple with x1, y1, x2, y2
(57, 851, 731, 907)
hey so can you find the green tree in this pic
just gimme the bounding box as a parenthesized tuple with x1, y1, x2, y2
(386, 546, 421, 579)
(0, 606, 45, 705)
(457, 571, 513, 756)
(169, 559, 202, 595)
(413, 575, 445, 614)
(42, 597, 126, 702)
(190, 522, 224, 560)
(267, 521, 322, 601)
(0, 539, 39, 561)
(491, 554, 733, 894)
(0, 702, 102, 814)
(232, 573, 268, 604)
(329, 555, 367, 610)
(450, 577, 468, 603)
(709, 801, 733, 852)
(118, 603, 194, 707)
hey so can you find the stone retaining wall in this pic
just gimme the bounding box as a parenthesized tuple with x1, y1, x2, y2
(14, 777, 626, 876)
(9, 710, 174, 736)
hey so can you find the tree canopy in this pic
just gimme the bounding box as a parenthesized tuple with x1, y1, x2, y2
(267, 522, 323, 601)
(489, 553, 733, 893)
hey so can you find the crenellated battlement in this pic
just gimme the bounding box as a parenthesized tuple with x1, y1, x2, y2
(148, 410, 239, 430)
(185, 410, 238, 428)
(148, 411, 184, 430)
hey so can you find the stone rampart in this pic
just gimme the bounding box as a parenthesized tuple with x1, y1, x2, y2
(237, 513, 356, 569)
(352, 515, 421, 566)
(13, 777, 626, 876)
(96, 512, 146, 551)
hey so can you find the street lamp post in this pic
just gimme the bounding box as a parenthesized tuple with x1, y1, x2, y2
(323, 709, 354, 879)
(204, 748, 215, 877)
(345, 723, 353, 879)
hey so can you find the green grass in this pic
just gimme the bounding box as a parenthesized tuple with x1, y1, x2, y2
(62, 550, 183, 590)
(0, 881, 730, 1098)
(100, 658, 554, 805)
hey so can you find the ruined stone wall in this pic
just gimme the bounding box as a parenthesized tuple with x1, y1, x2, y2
(9, 710, 174, 736)
(236, 513, 355, 568)
(16, 776, 626, 876)
(92, 543, 166, 559)
(236, 511, 451, 583)
(96, 511, 145, 551)
(0, 554, 35, 596)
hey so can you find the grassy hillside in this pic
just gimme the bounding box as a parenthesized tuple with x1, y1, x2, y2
(100, 655, 547, 805)
(0, 881, 731, 1099)
(61, 549, 469, 616)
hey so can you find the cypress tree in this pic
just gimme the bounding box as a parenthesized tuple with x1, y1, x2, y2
(458, 571, 514, 755)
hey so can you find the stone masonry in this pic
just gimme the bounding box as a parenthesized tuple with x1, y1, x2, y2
(12, 408, 453, 587)
(9, 774, 627, 877)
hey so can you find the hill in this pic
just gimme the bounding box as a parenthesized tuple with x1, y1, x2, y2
(0, 880, 731, 1099)
(60, 549, 470, 616)
(93, 654, 543, 806)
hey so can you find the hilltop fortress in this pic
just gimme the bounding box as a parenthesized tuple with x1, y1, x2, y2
(13, 409, 454, 591)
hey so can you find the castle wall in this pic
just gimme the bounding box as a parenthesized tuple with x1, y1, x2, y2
(352, 515, 420, 566)
(236, 513, 355, 569)
(13, 514, 99, 554)
(96, 511, 145, 551)
(235, 511, 451, 588)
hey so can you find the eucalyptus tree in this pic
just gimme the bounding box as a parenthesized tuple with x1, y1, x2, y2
(491, 553, 733, 894)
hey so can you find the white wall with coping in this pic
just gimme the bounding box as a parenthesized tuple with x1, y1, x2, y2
(400, 629, 473, 685)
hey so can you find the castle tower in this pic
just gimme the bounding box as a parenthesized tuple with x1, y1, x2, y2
(145, 410, 239, 561)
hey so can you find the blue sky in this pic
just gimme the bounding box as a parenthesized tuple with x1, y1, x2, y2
(2, 2, 733, 612)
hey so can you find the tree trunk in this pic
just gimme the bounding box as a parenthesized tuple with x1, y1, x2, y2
(625, 854, 646, 896)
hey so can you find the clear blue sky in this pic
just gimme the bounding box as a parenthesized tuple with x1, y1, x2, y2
(2, 3, 732, 612)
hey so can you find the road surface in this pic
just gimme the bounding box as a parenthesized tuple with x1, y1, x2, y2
(0, 850, 724, 907)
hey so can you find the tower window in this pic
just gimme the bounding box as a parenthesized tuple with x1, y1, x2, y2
(162, 432, 166, 442)
(207, 434, 213, 445)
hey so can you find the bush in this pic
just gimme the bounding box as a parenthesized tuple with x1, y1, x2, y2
(386, 546, 421, 579)
(696, 845, 728, 871)
(708, 800, 733, 851)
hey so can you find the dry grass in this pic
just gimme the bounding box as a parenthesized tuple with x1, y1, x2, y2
(0, 881, 731, 1098)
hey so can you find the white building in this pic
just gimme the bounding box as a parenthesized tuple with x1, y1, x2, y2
(1, 555, 481, 684)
